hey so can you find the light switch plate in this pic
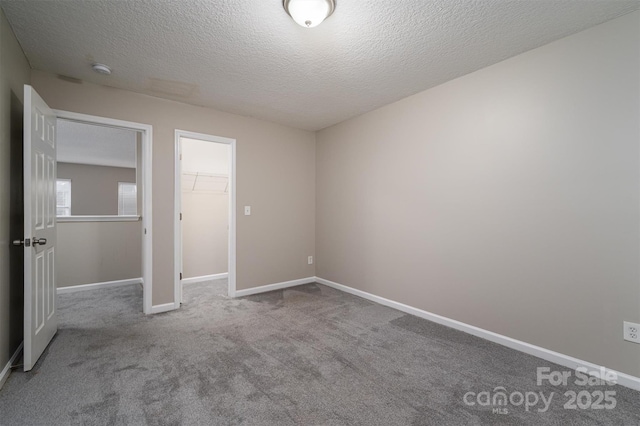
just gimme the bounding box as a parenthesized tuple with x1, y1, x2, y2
(244, 206, 251, 216)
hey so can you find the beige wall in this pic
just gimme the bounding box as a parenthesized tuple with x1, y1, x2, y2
(32, 71, 316, 304)
(316, 12, 640, 377)
(57, 162, 136, 216)
(0, 9, 30, 379)
(57, 221, 142, 287)
(182, 191, 228, 278)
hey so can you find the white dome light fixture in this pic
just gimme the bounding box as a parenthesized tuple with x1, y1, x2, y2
(283, 0, 335, 28)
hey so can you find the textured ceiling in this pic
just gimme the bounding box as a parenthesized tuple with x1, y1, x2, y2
(2, 1, 639, 131)
(57, 119, 138, 168)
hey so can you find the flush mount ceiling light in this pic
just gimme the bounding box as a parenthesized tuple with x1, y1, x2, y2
(283, 0, 335, 28)
(91, 63, 112, 75)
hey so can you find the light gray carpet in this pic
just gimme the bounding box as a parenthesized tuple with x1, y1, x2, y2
(0, 280, 638, 425)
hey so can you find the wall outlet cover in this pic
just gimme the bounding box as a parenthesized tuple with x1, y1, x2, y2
(623, 321, 640, 344)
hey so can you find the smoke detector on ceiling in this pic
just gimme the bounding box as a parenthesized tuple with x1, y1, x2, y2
(91, 63, 112, 75)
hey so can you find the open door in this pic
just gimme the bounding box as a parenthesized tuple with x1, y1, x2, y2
(17, 85, 58, 371)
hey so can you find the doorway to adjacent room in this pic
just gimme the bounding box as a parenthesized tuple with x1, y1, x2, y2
(174, 130, 236, 302)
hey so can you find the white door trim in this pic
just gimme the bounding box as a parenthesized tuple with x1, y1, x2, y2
(53, 110, 153, 315)
(174, 130, 237, 304)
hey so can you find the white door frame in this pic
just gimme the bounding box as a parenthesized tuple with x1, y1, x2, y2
(174, 130, 237, 301)
(54, 110, 154, 314)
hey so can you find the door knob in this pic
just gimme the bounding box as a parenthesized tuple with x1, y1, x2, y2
(32, 238, 47, 246)
(12, 239, 31, 247)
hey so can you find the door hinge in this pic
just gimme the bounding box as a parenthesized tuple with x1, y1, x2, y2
(180, 213, 182, 220)
(179, 273, 183, 280)
(144, 228, 147, 235)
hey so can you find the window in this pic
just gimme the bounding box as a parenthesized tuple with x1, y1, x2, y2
(56, 179, 71, 216)
(118, 182, 137, 216)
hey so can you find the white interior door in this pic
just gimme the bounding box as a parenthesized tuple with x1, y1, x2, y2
(21, 85, 57, 371)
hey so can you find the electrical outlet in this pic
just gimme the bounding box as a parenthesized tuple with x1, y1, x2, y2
(308, 256, 313, 265)
(623, 321, 640, 344)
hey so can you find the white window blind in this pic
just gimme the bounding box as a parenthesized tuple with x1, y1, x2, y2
(118, 182, 137, 216)
(56, 179, 71, 216)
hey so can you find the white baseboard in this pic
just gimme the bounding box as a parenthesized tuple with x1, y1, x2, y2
(234, 277, 316, 297)
(150, 302, 179, 314)
(182, 273, 228, 285)
(57, 278, 142, 294)
(315, 277, 640, 392)
(0, 342, 23, 390)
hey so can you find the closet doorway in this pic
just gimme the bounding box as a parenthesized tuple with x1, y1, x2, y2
(174, 130, 236, 303)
